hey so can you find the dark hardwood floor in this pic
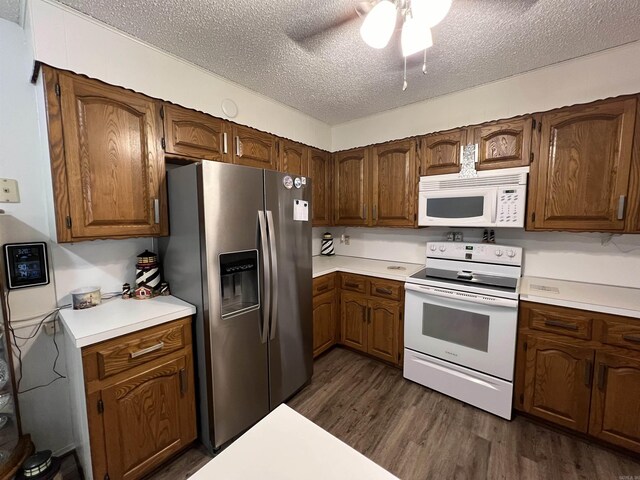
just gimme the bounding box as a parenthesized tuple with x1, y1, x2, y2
(61, 347, 640, 479)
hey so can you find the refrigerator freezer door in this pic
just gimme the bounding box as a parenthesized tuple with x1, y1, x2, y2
(264, 171, 313, 408)
(200, 162, 271, 449)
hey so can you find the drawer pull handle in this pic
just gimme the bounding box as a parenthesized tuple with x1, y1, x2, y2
(544, 320, 579, 331)
(345, 282, 360, 288)
(375, 287, 393, 295)
(130, 342, 164, 359)
(316, 284, 329, 292)
(584, 360, 593, 387)
(622, 334, 640, 344)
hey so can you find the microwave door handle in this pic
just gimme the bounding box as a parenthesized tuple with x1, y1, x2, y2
(490, 191, 497, 224)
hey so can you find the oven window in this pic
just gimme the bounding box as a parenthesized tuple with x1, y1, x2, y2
(422, 303, 490, 352)
(427, 196, 484, 219)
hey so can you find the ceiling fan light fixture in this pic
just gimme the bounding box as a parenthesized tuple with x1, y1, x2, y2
(411, 0, 452, 28)
(360, 0, 397, 49)
(401, 18, 433, 57)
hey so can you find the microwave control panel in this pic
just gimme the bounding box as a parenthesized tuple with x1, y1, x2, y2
(495, 185, 526, 227)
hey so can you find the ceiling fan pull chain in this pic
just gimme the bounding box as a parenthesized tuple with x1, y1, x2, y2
(422, 49, 427, 75)
(402, 57, 408, 91)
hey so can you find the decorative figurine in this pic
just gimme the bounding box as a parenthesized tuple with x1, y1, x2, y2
(321, 233, 335, 256)
(122, 283, 131, 299)
(134, 285, 153, 300)
(159, 282, 170, 296)
(135, 250, 161, 298)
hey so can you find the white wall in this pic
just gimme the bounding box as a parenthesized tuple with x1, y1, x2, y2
(314, 227, 640, 289)
(25, 0, 332, 151)
(331, 40, 640, 150)
(0, 17, 151, 454)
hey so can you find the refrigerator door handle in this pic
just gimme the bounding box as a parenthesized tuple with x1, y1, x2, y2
(266, 210, 279, 340)
(258, 210, 271, 344)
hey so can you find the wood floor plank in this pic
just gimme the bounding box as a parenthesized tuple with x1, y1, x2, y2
(61, 347, 640, 480)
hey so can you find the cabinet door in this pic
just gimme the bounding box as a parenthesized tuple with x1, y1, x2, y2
(163, 104, 230, 161)
(309, 149, 332, 226)
(532, 98, 637, 231)
(279, 139, 308, 175)
(340, 292, 368, 353)
(232, 124, 278, 170)
(372, 140, 417, 227)
(419, 129, 466, 176)
(368, 298, 400, 365)
(313, 291, 337, 358)
(334, 148, 370, 226)
(523, 336, 594, 432)
(471, 117, 533, 170)
(56, 72, 167, 240)
(589, 351, 640, 453)
(101, 354, 196, 480)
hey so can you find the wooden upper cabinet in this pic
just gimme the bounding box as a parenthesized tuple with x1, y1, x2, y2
(470, 117, 533, 170)
(232, 124, 278, 170)
(162, 104, 230, 161)
(523, 336, 594, 433)
(309, 148, 332, 226)
(48, 69, 167, 241)
(531, 98, 637, 231)
(372, 140, 417, 227)
(279, 139, 308, 175)
(334, 148, 370, 226)
(589, 350, 640, 453)
(419, 129, 466, 176)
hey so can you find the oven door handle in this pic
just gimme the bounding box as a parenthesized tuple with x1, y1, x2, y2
(404, 283, 518, 308)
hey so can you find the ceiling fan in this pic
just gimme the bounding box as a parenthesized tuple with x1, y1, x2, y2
(290, 0, 539, 91)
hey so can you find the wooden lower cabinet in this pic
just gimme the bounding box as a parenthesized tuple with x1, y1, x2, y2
(312, 274, 339, 358)
(313, 291, 338, 357)
(516, 301, 640, 454)
(339, 274, 404, 366)
(522, 336, 593, 432)
(340, 292, 369, 353)
(83, 317, 197, 480)
(589, 351, 640, 452)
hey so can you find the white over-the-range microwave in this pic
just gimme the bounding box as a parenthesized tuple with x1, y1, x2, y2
(418, 167, 529, 227)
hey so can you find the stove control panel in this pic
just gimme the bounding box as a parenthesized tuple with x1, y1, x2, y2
(426, 242, 522, 266)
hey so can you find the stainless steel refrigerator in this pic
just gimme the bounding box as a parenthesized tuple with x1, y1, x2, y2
(160, 161, 313, 452)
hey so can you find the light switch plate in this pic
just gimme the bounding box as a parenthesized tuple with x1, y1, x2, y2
(0, 178, 20, 203)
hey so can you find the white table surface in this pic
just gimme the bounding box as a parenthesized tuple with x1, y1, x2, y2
(519, 276, 640, 319)
(313, 255, 423, 282)
(58, 295, 196, 347)
(190, 404, 398, 480)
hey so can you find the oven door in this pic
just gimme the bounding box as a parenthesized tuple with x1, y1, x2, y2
(418, 187, 496, 227)
(404, 283, 518, 381)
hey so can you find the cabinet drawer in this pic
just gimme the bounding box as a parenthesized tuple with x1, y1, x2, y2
(313, 274, 335, 297)
(88, 319, 189, 381)
(370, 279, 402, 301)
(528, 307, 592, 340)
(341, 274, 368, 294)
(601, 320, 640, 352)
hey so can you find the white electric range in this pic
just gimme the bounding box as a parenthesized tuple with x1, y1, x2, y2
(403, 241, 523, 419)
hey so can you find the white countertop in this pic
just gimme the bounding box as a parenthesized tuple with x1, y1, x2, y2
(190, 404, 398, 480)
(58, 295, 196, 348)
(520, 276, 640, 319)
(313, 255, 423, 282)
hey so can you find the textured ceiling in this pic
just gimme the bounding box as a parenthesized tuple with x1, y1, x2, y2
(0, 0, 22, 24)
(5, 1, 640, 124)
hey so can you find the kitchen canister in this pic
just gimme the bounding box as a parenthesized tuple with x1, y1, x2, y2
(321, 232, 335, 256)
(71, 286, 101, 310)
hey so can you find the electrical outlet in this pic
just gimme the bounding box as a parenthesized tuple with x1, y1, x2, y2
(0, 178, 20, 203)
(44, 320, 59, 336)
(344, 235, 350, 245)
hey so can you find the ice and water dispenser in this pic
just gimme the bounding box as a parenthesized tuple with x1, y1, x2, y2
(219, 250, 259, 318)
